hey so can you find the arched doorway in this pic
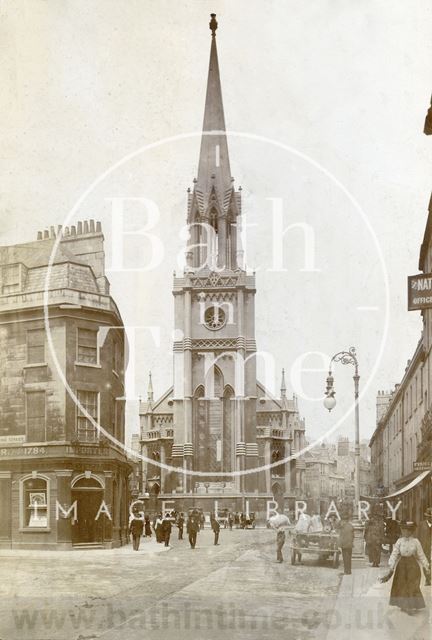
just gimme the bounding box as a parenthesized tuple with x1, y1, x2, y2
(71, 475, 104, 545)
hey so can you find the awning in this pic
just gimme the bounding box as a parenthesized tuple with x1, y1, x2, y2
(363, 470, 431, 501)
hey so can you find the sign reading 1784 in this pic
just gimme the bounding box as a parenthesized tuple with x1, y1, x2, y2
(408, 273, 432, 311)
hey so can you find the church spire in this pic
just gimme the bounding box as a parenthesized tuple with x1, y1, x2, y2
(195, 13, 232, 211)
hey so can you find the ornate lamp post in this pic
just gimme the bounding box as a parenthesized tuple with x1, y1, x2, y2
(324, 347, 364, 555)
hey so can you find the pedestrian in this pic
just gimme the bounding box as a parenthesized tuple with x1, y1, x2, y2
(228, 512, 233, 531)
(384, 517, 400, 554)
(276, 528, 286, 563)
(154, 513, 163, 543)
(129, 513, 144, 551)
(337, 515, 354, 575)
(365, 509, 385, 567)
(177, 512, 185, 540)
(417, 507, 432, 586)
(199, 512, 205, 530)
(144, 515, 152, 538)
(211, 513, 220, 545)
(380, 521, 430, 614)
(162, 513, 172, 547)
(187, 510, 200, 549)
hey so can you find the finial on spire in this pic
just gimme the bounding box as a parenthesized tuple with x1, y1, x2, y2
(280, 368, 287, 398)
(147, 371, 154, 403)
(209, 13, 218, 36)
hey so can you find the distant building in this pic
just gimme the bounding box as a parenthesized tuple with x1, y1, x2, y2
(0, 222, 132, 549)
(128, 433, 141, 498)
(304, 444, 345, 514)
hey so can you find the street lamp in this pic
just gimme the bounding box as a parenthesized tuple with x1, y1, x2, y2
(323, 347, 360, 519)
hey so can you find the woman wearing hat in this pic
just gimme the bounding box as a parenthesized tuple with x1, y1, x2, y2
(380, 521, 430, 614)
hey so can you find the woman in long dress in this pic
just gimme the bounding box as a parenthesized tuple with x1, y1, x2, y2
(381, 521, 430, 614)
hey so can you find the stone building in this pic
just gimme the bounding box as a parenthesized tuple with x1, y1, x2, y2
(139, 16, 306, 519)
(0, 222, 131, 549)
(304, 444, 345, 514)
(369, 195, 432, 521)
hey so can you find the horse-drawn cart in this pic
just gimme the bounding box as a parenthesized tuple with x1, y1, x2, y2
(290, 531, 340, 568)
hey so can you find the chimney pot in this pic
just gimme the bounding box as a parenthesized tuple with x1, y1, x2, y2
(50, 226, 56, 238)
(71, 225, 77, 236)
(43, 230, 49, 239)
(96, 221, 102, 233)
(37, 231, 43, 240)
(89, 219, 95, 233)
(77, 221, 83, 234)
(83, 221, 89, 234)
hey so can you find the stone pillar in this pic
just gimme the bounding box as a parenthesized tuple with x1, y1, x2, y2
(103, 471, 113, 547)
(183, 289, 193, 493)
(218, 216, 227, 269)
(55, 470, 73, 548)
(0, 472, 12, 547)
(264, 440, 272, 494)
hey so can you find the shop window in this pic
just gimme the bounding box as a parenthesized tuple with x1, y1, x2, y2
(27, 328, 45, 364)
(26, 391, 46, 442)
(1, 264, 20, 294)
(77, 328, 98, 365)
(21, 476, 49, 529)
(76, 390, 99, 442)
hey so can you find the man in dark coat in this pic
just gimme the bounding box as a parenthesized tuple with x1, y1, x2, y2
(417, 507, 432, 585)
(276, 529, 286, 563)
(338, 516, 354, 575)
(211, 514, 220, 545)
(187, 511, 200, 549)
(177, 512, 185, 540)
(365, 511, 385, 567)
(162, 513, 172, 547)
(129, 514, 144, 551)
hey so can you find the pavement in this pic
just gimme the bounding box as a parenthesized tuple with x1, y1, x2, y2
(0, 532, 430, 640)
(322, 555, 432, 640)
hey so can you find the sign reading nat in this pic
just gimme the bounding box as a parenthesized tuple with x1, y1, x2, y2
(408, 273, 432, 310)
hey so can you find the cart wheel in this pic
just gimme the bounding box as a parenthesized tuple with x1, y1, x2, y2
(333, 551, 340, 569)
(291, 549, 296, 565)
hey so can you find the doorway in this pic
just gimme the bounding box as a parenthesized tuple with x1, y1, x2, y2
(71, 476, 104, 545)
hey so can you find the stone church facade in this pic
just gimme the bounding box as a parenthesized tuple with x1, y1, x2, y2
(139, 15, 306, 518)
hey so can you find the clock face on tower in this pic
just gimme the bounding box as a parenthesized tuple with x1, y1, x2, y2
(204, 305, 226, 330)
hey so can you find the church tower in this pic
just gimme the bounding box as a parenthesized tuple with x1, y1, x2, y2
(139, 14, 306, 513)
(172, 13, 257, 493)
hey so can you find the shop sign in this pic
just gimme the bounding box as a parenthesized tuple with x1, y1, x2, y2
(408, 273, 432, 310)
(413, 461, 432, 471)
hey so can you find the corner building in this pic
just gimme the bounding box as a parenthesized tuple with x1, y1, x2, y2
(140, 17, 306, 518)
(0, 222, 131, 549)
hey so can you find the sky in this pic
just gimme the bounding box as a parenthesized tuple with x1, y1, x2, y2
(1, 0, 432, 446)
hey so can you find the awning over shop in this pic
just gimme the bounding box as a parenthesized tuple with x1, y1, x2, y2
(363, 470, 431, 501)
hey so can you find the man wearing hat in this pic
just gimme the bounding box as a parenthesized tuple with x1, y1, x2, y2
(417, 507, 432, 585)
